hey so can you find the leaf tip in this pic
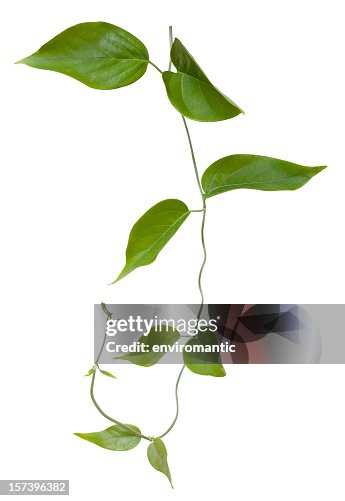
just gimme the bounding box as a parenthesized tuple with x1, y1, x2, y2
(108, 276, 121, 285)
(219, 366, 227, 377)
(14, 57, 27, 65)
(109, 267, 130, 285)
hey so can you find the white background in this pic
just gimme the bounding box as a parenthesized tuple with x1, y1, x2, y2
(1, 0, 344, 499)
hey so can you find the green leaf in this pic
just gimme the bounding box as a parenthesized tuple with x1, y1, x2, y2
(16, 22, 149, 90)
(202, 154, 327, 198)
(74, 424, 141, 451)
(84, 367, 96, 377)
(116, 326, 180, 366)
(99, 369, 117, 378)
(101, 302, 112, 317)
(162, 38, 243, 122)
(147, 438, 173, 488)
(183, 330, 226, 377)
(112, 199, 190, 283)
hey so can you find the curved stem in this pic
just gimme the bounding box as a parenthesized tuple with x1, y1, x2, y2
(181, 115, 207, 311)
(90, 371, 152, 441)
(92, 29, 210, 442)
(181, 116, 204, 201)
(197, 199, 207, 319)
(157, 27, 209, 440)
(91, 306, 152, 442)
(95, 303, 113, 365)
(157, 365, 185, 439)
(148, 60, 163, 74)
(95, 322, 108, 366)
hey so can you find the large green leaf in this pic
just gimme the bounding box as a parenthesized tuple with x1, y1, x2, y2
(16, 22, 149, 90)
(117, 326, 180, 366)
(183, 330, 226, 377)
(74, 424, 141, 451)
(202, 154, 327, 198)
(147, 438, 173, 488)
(162, 38, 243, 122)
(112, 199, 190, 283)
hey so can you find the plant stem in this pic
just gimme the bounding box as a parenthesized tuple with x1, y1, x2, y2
(90, 370, 152, 441)
(95, 310, 109, 365)
(90, 305, 152, 442)
(181, 115, 207, 313)
(148, 60, 163, 73)
(197, 199, 207, 319)
(157, 364, 185, 439)
(92, 30, 210, 442)
(168, 26, 173, 70)
(181, 116, 204, 201)
(158, 27, 209, 440)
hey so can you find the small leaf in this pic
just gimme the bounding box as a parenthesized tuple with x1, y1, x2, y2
(101, 302, 112, 317)
(147, 438, 173, 488)
(116, 326, 180, 366)
(112, 199, 190, 283)
(162, 38, 243, 122)
(16, 22, 149, 90)
(84, 367, 96, 377)
(202, 154, 327, 198)
(183, 330, 226, 377)
(99, 369, 117, 378)
(74, 424, 141, 451)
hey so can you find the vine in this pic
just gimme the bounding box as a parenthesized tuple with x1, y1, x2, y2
(17, 22, 326, 486)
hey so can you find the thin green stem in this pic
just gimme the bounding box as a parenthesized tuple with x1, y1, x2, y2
(148, 60, 163, 74)
(181, 115, 207, 312)
(92, 29, 210, 443)
(95, 308, 110, 365)
(157, 27, 209, 440)
(168, 26, 173, 71)
(88, 25, 210, 447)
(90, 370, 152, 441)
(157, 365, 185, 439)
(197, 200, 207, 319)
(90, 305, 152, 442)
(181, 116, 204, 201)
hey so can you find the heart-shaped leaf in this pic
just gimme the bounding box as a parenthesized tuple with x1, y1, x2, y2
(116, 326, 180, 366)
(162, 38, 243, 122)
(16, 22, 149, 90)
(74, 424, 141, 451)
(202, 154, 327, 198)
(183, 330, 226, 377)
(112, 199, 190, 283)
(147, 438, 173, 488)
